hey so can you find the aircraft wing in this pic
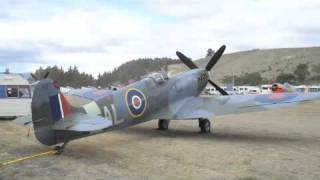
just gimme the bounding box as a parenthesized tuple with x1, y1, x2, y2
(53, 113, 112, 132)
(153, 92, 320, 120)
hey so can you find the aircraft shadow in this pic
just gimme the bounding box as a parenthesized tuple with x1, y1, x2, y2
(4, 125, 316, 165)
(120, 126, 312, 144)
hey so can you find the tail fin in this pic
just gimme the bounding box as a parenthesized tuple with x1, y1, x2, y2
(32, 79, 71, 146)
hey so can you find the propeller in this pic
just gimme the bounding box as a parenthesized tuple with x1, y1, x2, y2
(30, 73, 39, 81)
(176, 45, 228, 95)
(31, 71, 50, 81)
(205, 45, 226, 71)
(208, 79, 228, 95)
(176, 51, 198, 69)
(43, 71, 50, 79)
(31, 71, 61, 89)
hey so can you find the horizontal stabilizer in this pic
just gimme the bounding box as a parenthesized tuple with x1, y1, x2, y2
(14, 115, 33, 127)
(53, 113, 112, 132)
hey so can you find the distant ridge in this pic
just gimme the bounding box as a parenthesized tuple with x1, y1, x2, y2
(169, 47, 320, 83)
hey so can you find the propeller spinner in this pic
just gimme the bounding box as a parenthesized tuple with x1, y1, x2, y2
(176, 45, 228, 95)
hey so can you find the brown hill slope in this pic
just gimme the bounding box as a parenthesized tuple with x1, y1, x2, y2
(169, 47, 320, 83)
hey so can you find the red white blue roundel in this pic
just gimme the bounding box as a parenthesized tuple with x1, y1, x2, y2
(126, 88, 147, 117)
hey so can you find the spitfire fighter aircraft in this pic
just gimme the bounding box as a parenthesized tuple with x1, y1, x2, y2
(29, 45, 320, 154)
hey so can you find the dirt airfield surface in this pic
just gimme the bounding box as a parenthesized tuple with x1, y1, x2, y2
(1, 101, 320, 180)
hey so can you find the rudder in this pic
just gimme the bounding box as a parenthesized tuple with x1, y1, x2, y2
(32, 79, 71, 146)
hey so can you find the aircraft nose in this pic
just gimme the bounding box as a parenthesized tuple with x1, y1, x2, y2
(197, 70, 208, 92)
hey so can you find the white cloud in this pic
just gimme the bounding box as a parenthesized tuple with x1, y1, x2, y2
(0, 0, 320, 75)
(149, 0, 320, 48)
(0, 4, 151, 75)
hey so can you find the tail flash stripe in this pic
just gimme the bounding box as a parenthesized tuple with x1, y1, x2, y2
(49, 94, 62, 121)
(58, 94, 64, 118)
(60, 93, 71, 117)
(49, 93, 71, 121)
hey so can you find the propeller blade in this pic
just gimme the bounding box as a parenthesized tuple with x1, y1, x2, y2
(43, 71, 50, 79)
(208, 79, 228, 95)
(176, 51, 198, 69)
(205, 45, 226, 71)
(30, 73, 38, 81)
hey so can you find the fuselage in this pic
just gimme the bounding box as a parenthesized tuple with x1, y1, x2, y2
(32, 67, 320, 146)
(76, 69, 209, 129)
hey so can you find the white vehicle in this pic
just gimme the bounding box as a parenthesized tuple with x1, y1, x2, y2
(261, 84, 273, 94)
(222, 86, 238, 95)
(237, 86, 261, 95)
(205, 86, 220, 95)
(295, 85, 308, 93)
(60, 86, 74, 94)
(0, 74, 32, 118)
(205, 86, 237, 95)
(307, 85, 320, 93)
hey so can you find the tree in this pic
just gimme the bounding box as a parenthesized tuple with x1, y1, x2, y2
(294, 64, 310, 83)
(206, 48, 215, 57)
(237, 72, 263, 86)
(222, 72, 263, 86)
(312, 63, 320, 74)
(276, 73, 296, 84)
(309, 75, 320, 82)
(309, 63, 320, 83)
(96, 57, 179, 86)
(4, 68, 10, 74)
(32, 58, 179, 88)
(33, 65, 95, 88)
(221, 75, 234, 84)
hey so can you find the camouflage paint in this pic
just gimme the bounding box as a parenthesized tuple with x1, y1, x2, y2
(31, 69, 320, 146)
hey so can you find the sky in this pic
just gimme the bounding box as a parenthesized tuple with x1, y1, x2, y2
(0, 0, 319, 76)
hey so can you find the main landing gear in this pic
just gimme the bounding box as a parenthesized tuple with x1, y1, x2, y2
(158, 119, 170, 130)
(199, 118, 211, 133)
(54, 141, 69, 155)
(157, 118, 211, 133)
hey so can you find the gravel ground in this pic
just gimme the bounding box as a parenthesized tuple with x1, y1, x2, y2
(1, 101, 320, 180)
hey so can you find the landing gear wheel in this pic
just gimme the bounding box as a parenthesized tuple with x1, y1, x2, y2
(199, 118, 211, 133)
(158, 119, 170, 130)
(54, 142, 68, 155)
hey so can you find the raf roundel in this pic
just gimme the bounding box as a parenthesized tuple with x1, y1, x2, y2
(125, 88, 147, 117)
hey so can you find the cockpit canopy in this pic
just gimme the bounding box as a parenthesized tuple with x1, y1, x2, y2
(147, 72, 169, 85)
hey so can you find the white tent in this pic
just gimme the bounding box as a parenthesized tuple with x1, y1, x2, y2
(0, 74, 29, 86)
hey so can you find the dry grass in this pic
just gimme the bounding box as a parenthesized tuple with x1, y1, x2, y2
(1, 101, 320, 180)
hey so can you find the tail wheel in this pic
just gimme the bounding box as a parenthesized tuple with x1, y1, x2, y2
(54, 141, 69, 155)
(158, 119, 170, 130)
(199, 118, 211, 133)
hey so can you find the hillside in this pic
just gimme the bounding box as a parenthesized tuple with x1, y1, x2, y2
(169, 47, 320, 84)
(29, 47, 320, 87)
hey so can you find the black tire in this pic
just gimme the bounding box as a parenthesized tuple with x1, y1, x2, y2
(54, 146, 64, 155)
(158, 119, 170, 130)
(0, 116, 16, 121)
(198, 119, 204, 128)
(199, 119, 211, 133)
